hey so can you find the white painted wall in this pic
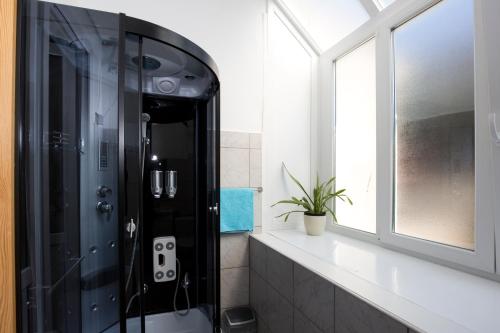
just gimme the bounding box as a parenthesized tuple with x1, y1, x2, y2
(45, 0, 266, 133)
(263, 4, 317, 230)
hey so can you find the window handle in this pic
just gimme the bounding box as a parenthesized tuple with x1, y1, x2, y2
(489, 113, 500, 146)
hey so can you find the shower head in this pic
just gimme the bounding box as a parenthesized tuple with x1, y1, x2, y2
(142, 113, 151, 141)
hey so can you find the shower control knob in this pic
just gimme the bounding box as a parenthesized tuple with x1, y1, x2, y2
(96, 201, 113, 216)
(97, 186, 112, 197)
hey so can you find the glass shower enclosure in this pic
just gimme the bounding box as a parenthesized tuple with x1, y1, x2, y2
(16, 1, 220, 332)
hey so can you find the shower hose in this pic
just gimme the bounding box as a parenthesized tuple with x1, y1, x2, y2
(173, 258, 191, 316)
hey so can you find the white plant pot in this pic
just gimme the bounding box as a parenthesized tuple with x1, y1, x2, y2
(303, 214, 326, 236)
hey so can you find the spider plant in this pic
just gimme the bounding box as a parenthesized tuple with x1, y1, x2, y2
(272, 163, 352, 222)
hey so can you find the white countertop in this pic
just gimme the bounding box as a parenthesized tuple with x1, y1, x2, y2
(251, 229, 500, 333)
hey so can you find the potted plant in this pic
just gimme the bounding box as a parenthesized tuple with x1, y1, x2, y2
(272, 163, 352, 236)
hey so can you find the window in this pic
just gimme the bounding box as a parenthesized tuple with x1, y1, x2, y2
(334, 39, 376, 233)
(282, 0, 369, 51)
(393, 0, 475, 249)
(326, 0, 496, 273)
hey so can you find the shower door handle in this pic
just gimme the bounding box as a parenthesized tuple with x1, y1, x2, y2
(126, 218, 136, 238)
(209, 203, 219, 216)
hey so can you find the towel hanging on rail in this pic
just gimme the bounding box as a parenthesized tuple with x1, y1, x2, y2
(220, 188, 254, 233)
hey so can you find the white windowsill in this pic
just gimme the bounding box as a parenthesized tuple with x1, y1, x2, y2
(251, 229, 500, 333)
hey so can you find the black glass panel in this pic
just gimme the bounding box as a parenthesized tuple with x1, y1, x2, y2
(18, 2, 220, 332)
(136, 37, 220, 332)
(18, 2, 120, 332)
(121, 33, 145, 332)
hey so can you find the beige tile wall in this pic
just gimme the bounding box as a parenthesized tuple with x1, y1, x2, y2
(220, 131, 262, 311)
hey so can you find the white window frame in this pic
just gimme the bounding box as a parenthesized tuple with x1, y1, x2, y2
(480, 0, 500, 275)
(319, 0, 498, 274)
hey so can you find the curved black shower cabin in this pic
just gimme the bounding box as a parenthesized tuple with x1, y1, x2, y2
(16, 1, 220, 332)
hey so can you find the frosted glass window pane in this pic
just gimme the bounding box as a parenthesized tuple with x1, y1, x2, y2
(335, 39, 376, 233)
(282, 0, 369, 51)
(393, 0, 475, 250)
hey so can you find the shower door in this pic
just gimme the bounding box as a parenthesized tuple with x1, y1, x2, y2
(119, 22, 221, 330)
(119, 31, 146, 332)
(17, 2, 122, 332)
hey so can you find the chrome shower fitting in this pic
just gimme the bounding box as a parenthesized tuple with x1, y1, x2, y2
(165, 170, 177, 198)
(96, 201, 113, 213)
(97, 185, 112, 197)
(141, 113, 151, 139)
(182, 272, 190, 289)
(151, 170, 164, 198)
(96, 201, 113, 220)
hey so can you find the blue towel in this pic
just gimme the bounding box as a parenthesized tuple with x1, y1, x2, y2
(220, 188, 254, 233)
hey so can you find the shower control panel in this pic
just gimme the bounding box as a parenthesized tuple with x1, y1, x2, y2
(153, 236, 176, 283)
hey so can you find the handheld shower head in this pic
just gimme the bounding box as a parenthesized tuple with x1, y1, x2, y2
(141, 113, 151, 141)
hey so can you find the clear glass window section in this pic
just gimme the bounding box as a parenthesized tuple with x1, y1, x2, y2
(282, 0, 369, 51)
(393, 0, 475, 250)
(335, 39, 376, 233)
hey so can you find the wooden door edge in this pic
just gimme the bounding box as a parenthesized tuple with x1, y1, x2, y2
(0, 0, 18, 332)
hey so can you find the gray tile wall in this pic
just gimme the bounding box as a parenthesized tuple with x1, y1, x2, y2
(249, 237, 416, 333)
(220, 131, 262, 311)
(335, 288, 407, 333)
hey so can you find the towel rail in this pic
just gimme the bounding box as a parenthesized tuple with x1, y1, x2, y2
(219, 187, 263, 192)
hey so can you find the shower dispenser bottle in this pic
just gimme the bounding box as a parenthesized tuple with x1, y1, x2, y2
(165, 170, 177, 198)
(150, 160, 164, 199)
